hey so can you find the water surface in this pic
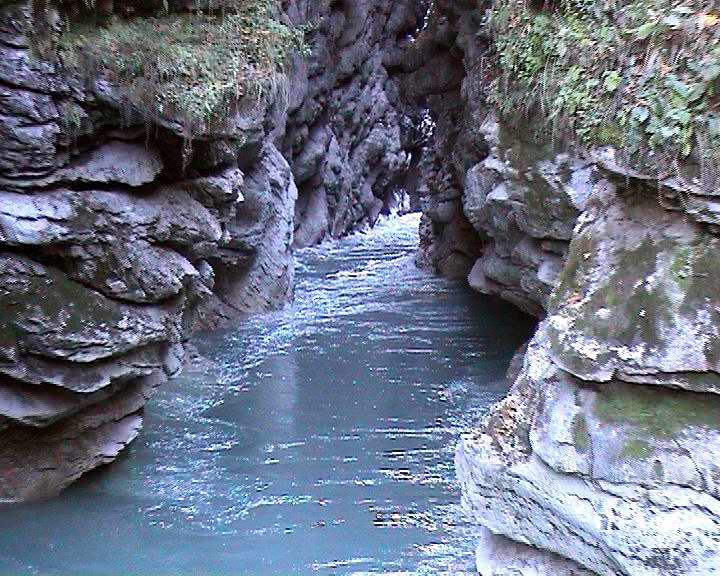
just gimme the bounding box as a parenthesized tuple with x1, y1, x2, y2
(0, 213, 533, 575)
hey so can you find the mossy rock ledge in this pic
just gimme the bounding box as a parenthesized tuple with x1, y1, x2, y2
(408, 0, 720, 574)
(0, 0, 427, 501)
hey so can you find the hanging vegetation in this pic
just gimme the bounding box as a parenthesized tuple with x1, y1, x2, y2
(487, 0, 720, 188)
(54, 0, 308, 139)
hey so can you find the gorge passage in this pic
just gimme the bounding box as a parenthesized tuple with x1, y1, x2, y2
(0, 214, 533, 574)
(1, 1, 720, 575)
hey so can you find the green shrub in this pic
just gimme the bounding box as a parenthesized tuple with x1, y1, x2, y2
(488, 0, 720, 189)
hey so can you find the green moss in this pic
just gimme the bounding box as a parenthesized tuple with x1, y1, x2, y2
(522, 177, 578, 236)
(557, 233, 675, 349)
(621, 438, 653, 459)
(681, 239, 720, 313)
(572, 413, 590, 453)
(56, 0, 308, 139)
(604, 284, 619, 308)
(594, 383, 720, 438)
(0, 257, 124, 347)
(550, 233, 597, 308)
(670, 245, 693, 290)
(601, 238, 669, 345)
(488, 0, 720, 190)
(594, 123, 626, 147)
(498, 120, 560, 169)
(621, 287, 671, 345)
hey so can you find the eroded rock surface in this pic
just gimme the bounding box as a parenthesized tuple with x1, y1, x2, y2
(283, 0, 426, 247)
(411, 1, 720, 574)
(458, 322, 720, 576)
(475, 527, 596, 576)
(0, 0, 425, 501)
(463, 116, 597, 317)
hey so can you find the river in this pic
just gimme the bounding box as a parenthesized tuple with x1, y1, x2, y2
(0, 213, 533, 575)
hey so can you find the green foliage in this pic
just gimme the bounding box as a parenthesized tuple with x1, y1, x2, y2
(56, 0, 307, 139)
(488, 0, 720, 188)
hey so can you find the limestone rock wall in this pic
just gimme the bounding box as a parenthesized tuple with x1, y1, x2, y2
(399, 0, 484, 279)
(283, 0, 427, 247)
(0, 0, 424, 502)
(409, 1, 720, 574)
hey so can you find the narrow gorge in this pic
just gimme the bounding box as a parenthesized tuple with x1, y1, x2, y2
(1, 0, 719, 574)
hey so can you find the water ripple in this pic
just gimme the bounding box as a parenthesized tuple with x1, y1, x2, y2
(0, 213, 535, 576)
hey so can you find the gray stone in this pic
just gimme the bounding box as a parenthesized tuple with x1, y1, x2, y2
(476, 527, 596, 576)
(547, 192, 720, 394)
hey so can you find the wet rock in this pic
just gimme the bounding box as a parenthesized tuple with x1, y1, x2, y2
(450, 114, 720, 575)
(460, 117, 599, 316)
(0, 253, 183, 366)
(0, 187, 222, 248)
(547, 191, 720, 393)
(458, 330, 720, 576)
(0, 375, 161, 503)
(0, 0, 426, 500)
(282, 0, 425, 244)
(202, 144, 298, 320)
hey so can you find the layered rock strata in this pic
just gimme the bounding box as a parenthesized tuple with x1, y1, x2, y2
(0, 0, 425, 502)
(408, 1, 720, 574)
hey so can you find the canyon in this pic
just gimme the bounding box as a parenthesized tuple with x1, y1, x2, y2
(1, 0, 719, 575)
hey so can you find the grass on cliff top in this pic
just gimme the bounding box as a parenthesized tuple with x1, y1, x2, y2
(488, 0, 720, 190)
(57, 0, 307, 139)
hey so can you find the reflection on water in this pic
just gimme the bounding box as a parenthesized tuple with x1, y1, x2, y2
(0, 213, 534, 575)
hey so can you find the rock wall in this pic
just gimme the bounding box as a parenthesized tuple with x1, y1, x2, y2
(409, 1, 720, 574)
(282, 0, 426, 247)
(399, 0, 484, 279)
(0, 0, 426, 502)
